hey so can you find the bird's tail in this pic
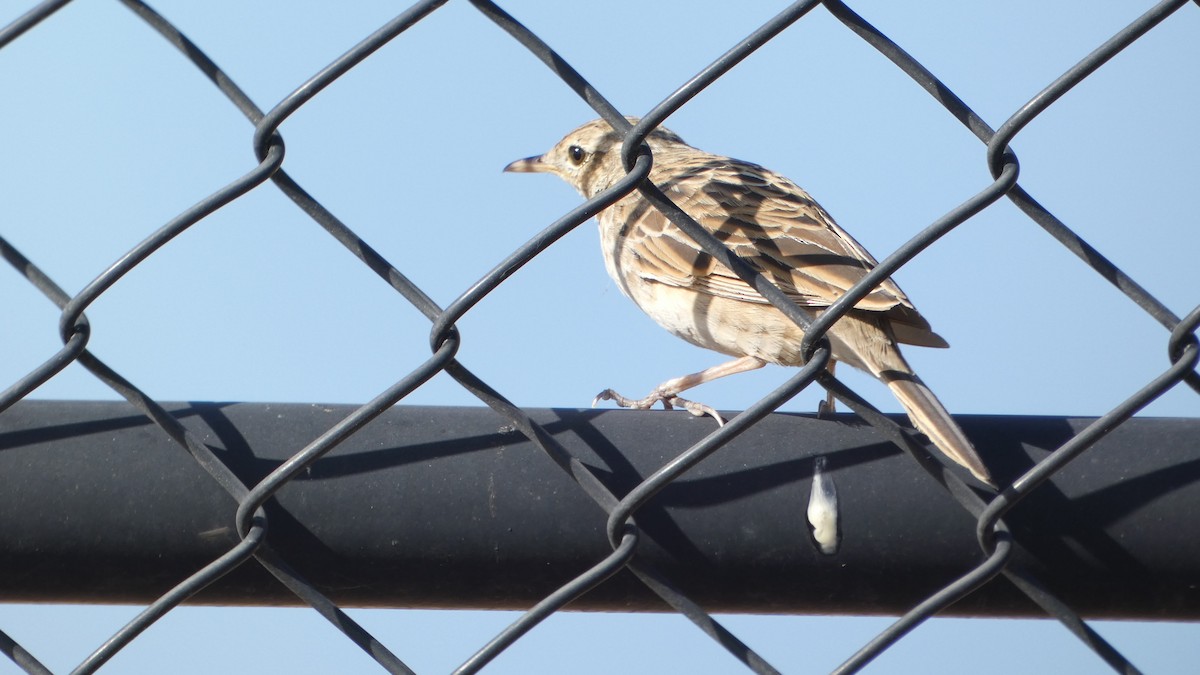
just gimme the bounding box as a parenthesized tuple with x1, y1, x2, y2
(885, 375, 994, 486)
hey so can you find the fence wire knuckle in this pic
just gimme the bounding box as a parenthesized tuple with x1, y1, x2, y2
(1, 0, 1196, 673)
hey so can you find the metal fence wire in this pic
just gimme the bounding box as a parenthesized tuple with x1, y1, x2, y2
(2, 0, 1199, 673)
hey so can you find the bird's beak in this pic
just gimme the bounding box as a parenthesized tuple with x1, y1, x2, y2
(503, 155, 550, 173)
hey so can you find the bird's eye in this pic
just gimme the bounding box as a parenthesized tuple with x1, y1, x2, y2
(568, 145, 586, 165)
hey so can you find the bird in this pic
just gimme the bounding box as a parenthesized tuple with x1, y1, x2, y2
(504, 118, 992, 485)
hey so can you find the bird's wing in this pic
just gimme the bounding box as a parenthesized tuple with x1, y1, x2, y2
(629, 157, 948, 347)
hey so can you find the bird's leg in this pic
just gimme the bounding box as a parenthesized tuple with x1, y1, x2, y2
(593, 356, 766, 426)
(817, 360, 837, 419)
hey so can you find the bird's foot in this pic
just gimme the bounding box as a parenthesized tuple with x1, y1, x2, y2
(592, 389, 725, 427)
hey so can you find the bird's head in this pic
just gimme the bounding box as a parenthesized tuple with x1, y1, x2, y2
(504, 117, 685, 198)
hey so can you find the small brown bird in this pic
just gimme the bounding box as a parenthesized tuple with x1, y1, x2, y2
(505, 118, 992, 485)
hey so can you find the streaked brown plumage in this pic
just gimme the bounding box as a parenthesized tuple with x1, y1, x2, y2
(505, 118, 992, 485)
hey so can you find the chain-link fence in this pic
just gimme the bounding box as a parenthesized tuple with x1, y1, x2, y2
(2, 0, 1198, 673)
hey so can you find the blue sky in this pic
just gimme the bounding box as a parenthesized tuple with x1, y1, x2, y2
(2, 1, 1198, 672)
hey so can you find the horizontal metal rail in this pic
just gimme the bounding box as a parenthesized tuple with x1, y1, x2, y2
(2, 400, 1195, 619)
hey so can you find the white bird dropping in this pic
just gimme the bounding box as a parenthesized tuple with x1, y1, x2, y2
(807, 455, 840, 555)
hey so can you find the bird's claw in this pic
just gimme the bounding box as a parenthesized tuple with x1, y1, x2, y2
(817, 398, 833, 420)
(592, 388, 635, 409)
(666, 396, 725, 427)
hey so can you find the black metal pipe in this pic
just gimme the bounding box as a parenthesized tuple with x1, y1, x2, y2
(0, 400, 1196, 619)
